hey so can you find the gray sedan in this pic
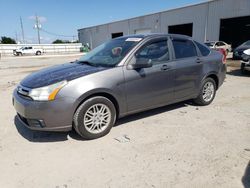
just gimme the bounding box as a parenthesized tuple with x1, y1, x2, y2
(13, 34, 226, 139)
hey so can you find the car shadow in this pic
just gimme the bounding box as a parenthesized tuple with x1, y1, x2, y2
(242, 161, 250, 188)
(115, 100, 192, 127)
(14, 100, 193, 142)
(227, 69, 250, 77)
(14, 116, 83, 142)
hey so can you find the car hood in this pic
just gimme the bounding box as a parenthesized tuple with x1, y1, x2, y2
(21, 62, 109, 88)
(234, 46, 250, 52)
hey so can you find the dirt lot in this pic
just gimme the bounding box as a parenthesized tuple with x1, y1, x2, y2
(0, 56, 249, 188)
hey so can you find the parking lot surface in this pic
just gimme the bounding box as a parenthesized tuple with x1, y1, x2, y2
(0, 56, 249, 188)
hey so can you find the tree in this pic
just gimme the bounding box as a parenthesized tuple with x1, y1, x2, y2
(52, 39, 71, 44)
(52, 39, 64, 44)
(1, 36, 16, 44)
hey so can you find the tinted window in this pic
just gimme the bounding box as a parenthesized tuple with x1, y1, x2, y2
(136, 40, 169, 63)
(194, 41, 210, 56)
(172, 39, 197, 59)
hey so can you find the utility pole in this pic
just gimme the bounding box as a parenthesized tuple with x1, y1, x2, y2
(20, 16, 25, 43)
(34, 14, 41, 44)
(15, 31, 18, 43)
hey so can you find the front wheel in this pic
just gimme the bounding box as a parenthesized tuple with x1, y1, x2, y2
(73, 96, 116, 140)
(36, 51, 41, 55)
(193, 78, 216, 106)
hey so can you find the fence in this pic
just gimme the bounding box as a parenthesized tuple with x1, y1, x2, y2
(0, 43, 82, 56)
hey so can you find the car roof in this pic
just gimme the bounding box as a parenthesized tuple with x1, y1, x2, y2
(116, 33, 192, 41)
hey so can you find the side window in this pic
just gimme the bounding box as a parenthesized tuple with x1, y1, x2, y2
(194, 41, 210, 56)
(28, 47, 32, 49)
(136, 40, 169, 63)
(172, 39, 197, 59)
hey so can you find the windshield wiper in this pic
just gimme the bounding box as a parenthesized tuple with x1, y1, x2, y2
(77, 60, 95, 66)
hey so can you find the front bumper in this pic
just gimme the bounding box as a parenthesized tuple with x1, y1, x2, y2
(13, 89, 74, 132)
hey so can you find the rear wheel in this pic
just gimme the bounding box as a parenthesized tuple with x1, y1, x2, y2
(194, 78, 216, 106)
(73, 96, 116, 139)
(36, 51, 41, 55)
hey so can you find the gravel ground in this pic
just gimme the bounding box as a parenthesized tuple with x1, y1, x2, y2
(0, 56, 249, 188)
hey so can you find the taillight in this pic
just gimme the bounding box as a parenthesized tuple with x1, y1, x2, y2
(218, 48, 227, 64)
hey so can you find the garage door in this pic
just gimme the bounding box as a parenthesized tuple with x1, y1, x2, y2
(220, 16, 250, 49)
(111, 32, 123, 39)
(134, 29, 151, 34)
(168, 23, 193, 37)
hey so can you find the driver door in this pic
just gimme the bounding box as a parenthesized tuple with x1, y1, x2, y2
(123, 38, 175, 113)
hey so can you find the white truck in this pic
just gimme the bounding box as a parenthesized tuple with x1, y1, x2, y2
(13, 46, 43, 56)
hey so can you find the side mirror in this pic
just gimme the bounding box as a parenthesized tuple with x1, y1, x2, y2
(130, 58, 153, 69)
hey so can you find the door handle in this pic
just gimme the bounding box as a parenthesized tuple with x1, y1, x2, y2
(161, 64, 170, 71)
(196, 58, 202, 64)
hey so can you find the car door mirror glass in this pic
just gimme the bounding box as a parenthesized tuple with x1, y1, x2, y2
(131, 57, 152, 69)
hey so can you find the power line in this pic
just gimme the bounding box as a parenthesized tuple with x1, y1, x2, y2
(40, 28, 76, 38)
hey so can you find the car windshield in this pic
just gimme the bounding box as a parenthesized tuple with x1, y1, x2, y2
(78, 37, 142, 67)
(243, 40, 250, 46)
(205, 42, 215, 47)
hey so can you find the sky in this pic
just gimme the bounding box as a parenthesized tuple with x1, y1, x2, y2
(0, 0, 206, 44)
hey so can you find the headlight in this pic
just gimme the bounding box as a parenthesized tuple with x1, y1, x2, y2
(29, 80, 67, 101)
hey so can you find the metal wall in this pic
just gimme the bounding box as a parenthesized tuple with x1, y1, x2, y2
(78, 0, 250, 48)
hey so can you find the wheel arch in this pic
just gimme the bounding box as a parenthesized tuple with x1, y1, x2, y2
(203, 73, 219, 90)
(73, 90, 120, 119)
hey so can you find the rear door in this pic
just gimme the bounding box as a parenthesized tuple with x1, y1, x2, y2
(124, 37, 175, 112)
(171, 38, 203, 100)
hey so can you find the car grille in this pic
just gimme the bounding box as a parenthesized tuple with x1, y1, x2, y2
(18, 113, 29, 125)
(17, 85, 33, 100)
(17, 113, 45, 128)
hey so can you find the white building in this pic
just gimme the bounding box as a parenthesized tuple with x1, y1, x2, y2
(78, 0, 250, 49)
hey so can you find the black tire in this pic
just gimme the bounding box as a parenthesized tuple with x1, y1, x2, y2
(193, 78, 216, 106)
(17, 52, 22, 56)
(241, 63, 246, 74)
(73, 96, 116, 140)
(36, 51, 41, 55)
